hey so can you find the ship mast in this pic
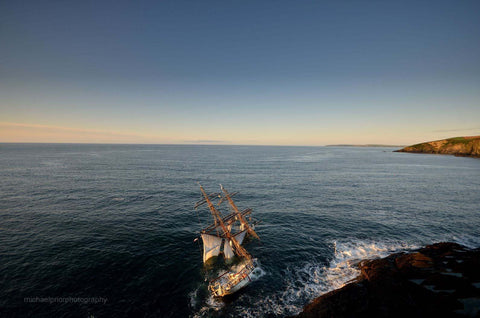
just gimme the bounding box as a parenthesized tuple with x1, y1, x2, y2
(220, 184, 260, 240)
(200, 208, 253, 235)
(199, 185, 251, 260)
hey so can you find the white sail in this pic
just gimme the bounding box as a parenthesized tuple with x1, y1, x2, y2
(234, 230, 247, 245)
(223, 239, 235, 259)
(201, 234, 223, 263)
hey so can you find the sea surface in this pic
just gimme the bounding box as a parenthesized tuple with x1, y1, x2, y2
(1, 144, 479, 317)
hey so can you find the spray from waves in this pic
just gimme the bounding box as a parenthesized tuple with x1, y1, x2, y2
(239, 239, 419, 317)
(190, 237, 480, 317)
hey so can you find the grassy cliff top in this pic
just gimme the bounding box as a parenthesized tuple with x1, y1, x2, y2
(395, 135, 480, 157)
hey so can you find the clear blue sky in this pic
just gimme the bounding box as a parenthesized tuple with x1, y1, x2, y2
(1, 0, 479, 145)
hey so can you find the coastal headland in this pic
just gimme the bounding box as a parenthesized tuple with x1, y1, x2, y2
(294, 242, 480, 318)
(394, 136, 480, 157)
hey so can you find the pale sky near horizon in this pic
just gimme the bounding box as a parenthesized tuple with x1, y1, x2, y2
(1, 1, 479, 145)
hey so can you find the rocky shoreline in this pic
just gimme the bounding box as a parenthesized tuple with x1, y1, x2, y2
(394, 136, 480, 158)
(293, 242, 480, 318)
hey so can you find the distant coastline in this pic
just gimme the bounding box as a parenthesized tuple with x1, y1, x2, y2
(394, 135, 480, 158)
(326, 144, 405, 148)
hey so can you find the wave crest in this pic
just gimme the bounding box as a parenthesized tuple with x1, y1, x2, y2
(238, 240, 418, 317)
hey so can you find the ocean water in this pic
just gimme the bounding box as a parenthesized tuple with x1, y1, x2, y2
(1, 144, 479, 317)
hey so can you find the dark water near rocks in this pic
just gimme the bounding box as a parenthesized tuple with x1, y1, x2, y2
(1, 144, 479, 317)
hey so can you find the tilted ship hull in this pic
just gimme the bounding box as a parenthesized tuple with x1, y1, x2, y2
(209, 259, 255, 297)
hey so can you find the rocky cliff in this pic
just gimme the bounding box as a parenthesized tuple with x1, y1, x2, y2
(394, 136, 480, 157)
(294, 242, 480, 318)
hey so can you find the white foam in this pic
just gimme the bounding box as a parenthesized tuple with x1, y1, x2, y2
(191, 293, 224, 318)
(249, 260, 266, 281)
(188, 286, 201, 309)
(190, 240, 422, 317)
(238, 239, 419, 317)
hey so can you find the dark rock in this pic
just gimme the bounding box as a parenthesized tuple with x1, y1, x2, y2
(294, 242, 480, 318)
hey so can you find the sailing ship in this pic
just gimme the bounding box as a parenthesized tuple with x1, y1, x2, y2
(195, 184, 260, 297)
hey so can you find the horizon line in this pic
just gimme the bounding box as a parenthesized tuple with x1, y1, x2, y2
(0, 141, 406, 148)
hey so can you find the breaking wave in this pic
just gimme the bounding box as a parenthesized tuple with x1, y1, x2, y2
(235, 240, 418, 317)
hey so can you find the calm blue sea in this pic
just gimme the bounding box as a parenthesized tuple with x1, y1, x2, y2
(1, 144, 479, 317)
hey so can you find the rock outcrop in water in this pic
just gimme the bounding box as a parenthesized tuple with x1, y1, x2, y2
(294, 242, 480, 318)
(394, 136, 480, 157)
